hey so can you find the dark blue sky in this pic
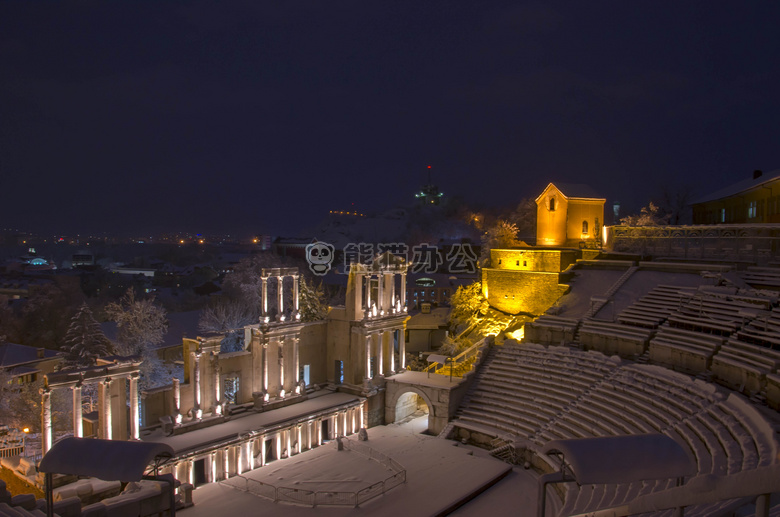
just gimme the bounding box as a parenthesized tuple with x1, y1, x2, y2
(2, 2, 778, 236)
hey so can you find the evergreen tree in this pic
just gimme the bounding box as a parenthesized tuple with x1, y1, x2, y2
(61, 303, 114, 368)
(299, 277, 328, 322)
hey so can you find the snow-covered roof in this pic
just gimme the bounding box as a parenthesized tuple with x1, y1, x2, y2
(535, 182, 605, 203)
(542, 434, 696, 484)
(691, 169, 780, 205)
(0, 342, 58, 368)
(39, 437, 174, 482)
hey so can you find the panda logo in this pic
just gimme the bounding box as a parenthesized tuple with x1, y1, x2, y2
(306, 241, 335, 276)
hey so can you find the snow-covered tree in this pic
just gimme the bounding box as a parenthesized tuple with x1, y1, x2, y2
(620, 202, 669, 226)
(449, 282, 489, 333)
(299, 277, 328, 322)
(61, 303, 114, 368)
(105, 288, 170, 390)
(480, 220, 524, 265)
(105, 288, 167, 356)
(198, 300, 255, 353)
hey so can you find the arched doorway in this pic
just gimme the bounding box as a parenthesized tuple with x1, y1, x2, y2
(393, 390, 432, 434)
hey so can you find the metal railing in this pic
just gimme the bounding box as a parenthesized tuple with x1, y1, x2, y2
(222, 438, 406, 507)
(423, 337, 487, 374)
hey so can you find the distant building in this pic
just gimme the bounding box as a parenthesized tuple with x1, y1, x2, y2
(691, 169, 780, 224)
(0, 342, 60, 384)
(536, 182, 605, 247)
(414, 166, 444, 205)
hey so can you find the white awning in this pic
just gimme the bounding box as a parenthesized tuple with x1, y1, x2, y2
(542, 434, 696, 485)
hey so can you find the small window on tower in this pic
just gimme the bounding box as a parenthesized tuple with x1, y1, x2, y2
(549, 197, 556, 211)
(582, 220, 589, 234)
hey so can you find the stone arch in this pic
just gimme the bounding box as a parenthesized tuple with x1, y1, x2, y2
(386, 386, 435, 431)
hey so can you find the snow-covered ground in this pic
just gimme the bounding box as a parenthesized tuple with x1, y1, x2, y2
(180, 416, 524, 517)
(595, 270, 707, 319)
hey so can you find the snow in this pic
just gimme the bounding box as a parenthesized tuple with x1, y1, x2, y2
(554, 268, 625, 318)
(142, 393, 360, 455)
(595, 270, 707, 319)
(180, 416, 514, 517)
(390, 370, 465, 389)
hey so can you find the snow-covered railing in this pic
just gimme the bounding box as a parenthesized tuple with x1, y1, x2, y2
(221, 438, 406, 508)
(423, 337, 487, 373)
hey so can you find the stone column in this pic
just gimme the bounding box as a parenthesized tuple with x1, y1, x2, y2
(296, 425, 302, 455)
(41, 387, 52, 455)
(388, 331, 395, 374)
(261, 275, 269, 319)
(399, 327, 406, 371)
(293, 336, 300, 392)
(72, 383, 83, 438)
(277, 275, 284, 320)
(317, 418, 323, 445)
(259, 434, 267, 466)
(307, 422, 312, 450)
(293, 275, 300, 316)
(102, 377, 113, 440)
(172, 377, 182, 423)
(212, 351, 222, 415)
(278, 337, 285, 396)
(377, 270, 384, 313)
(365, 276, 372, 313)
(389, 272, 396, 311)
(192, 351, 202, 418)
(377, 331, 384, 377)
(129, 373, 139, 439)
(359, 402, 365, 429)
(223, 448, 229, 479)
(365, 333, 372, 380)
(400, 272, 407, 310)
(261, 338, 269, 397)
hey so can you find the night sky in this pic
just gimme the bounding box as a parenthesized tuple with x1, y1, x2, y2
(2, 2, 779, 237)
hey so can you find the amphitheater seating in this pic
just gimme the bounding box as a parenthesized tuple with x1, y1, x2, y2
(578, 320, 653, 358)
(451, 341, 780, 517)
(649, 325, 723, 374)
(523, 315, 579, 346)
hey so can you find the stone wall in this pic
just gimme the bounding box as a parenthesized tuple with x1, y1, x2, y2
(482, 269, 568, 315)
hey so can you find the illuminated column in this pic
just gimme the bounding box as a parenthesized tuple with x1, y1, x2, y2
(389, 272, 396, 312)
(261, 338, 269, 396)
(261, 275, 269, 318)
(102, 377, 113, 440)
(259, 435, 267, 466)
(129, 373, 139, 439)
(293, 275, 300, 316)
(72, 383, 83, 438)
(296, 425, 302, 455)
(212, 351, 222, 415)
(275, 433, 282, 460)
(377, 270, 384, 313)
(188, 459, 194, 486)
(192, 351, 202, 418)
(400, 272, 407, 310)
(365, 333, 372, 380)
(41, 387, 52, 455)
(172, 378, 182, 423)
(317, 418, 323, 445)
(359, 402, 365, 429)
(244, 440, 251, 472)
(307, 422, 312, 450)
(333, 414, 339, 438)
(211, 452, 217, 482)
(365, 276, 372, 313)
(223, 448, 229, 479)
(399, 327, 406, 371)
(277, 275, 284, 320)
(377, 331, 384, 377)
(278, 337, 285, 396)
(388, 330, 395, 374)
(293, 335, 300, 391)
(342, 411, 348, 436)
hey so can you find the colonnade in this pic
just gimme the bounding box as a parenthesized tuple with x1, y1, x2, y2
(364, 328, 406, 382)
(167, 402, 364, 486)
(42, 359, 142, 454)
(260, 267, 300, 322)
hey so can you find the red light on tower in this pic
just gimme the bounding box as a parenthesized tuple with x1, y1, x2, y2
(427, 165, 432, 168)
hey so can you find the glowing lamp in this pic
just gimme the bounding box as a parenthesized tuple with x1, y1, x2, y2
(22, 427, 29, 434)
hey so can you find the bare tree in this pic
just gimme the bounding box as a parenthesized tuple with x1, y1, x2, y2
(198, 300, 255, 353)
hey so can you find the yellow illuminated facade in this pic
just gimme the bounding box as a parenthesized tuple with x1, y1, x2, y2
(535, 183, 605, 247)
(481, 248, 574, 315)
